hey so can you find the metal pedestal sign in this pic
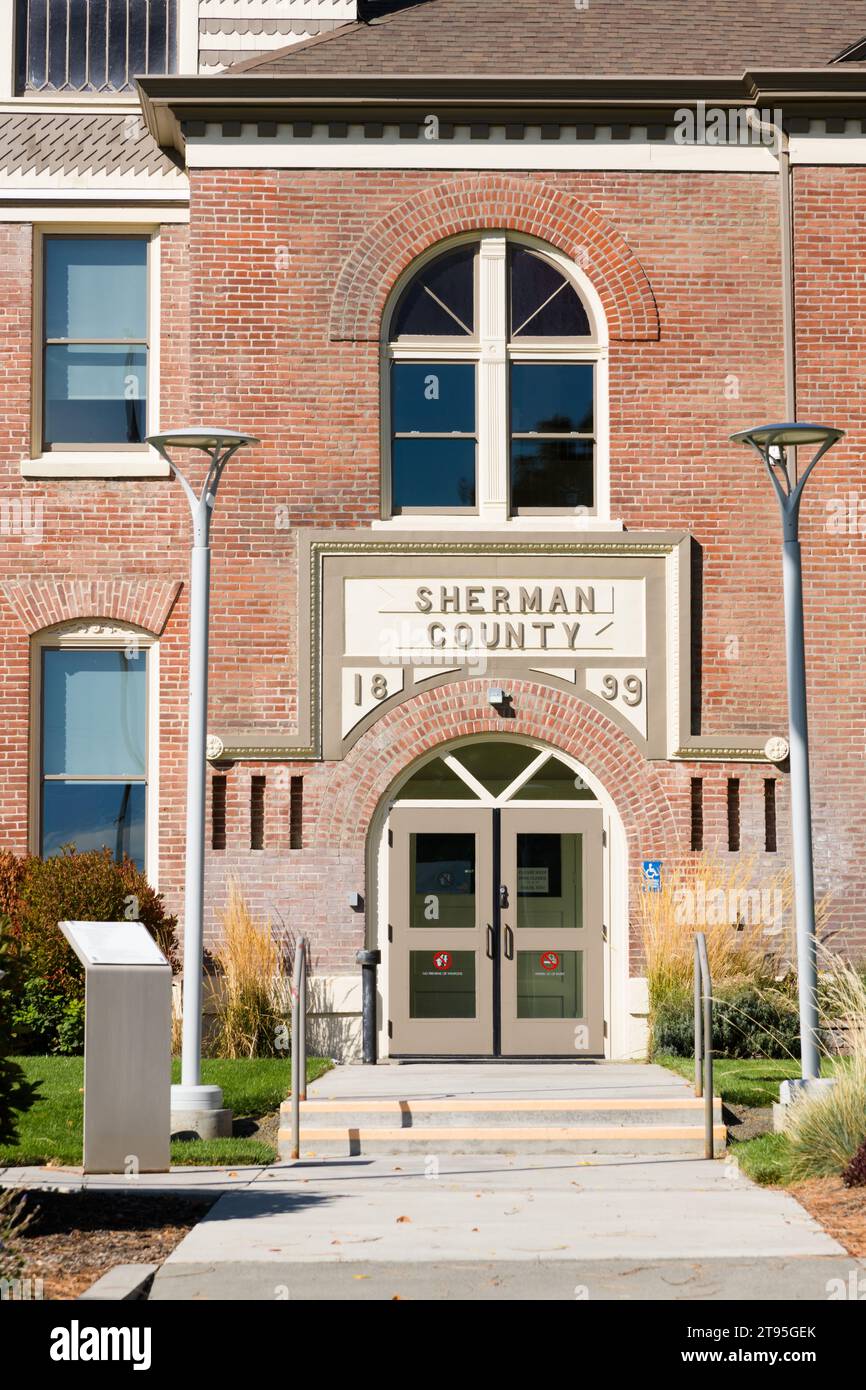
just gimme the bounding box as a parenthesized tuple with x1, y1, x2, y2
(60, 921, 172, 1174)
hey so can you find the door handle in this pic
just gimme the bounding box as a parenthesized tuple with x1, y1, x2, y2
(486, 925, 495, 959)
(504, 924, 514, 960)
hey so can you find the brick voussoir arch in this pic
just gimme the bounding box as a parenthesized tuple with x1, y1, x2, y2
(329, 176, 660, 344)
(311, 680, 680, 852)
(0, 576, 182, 636)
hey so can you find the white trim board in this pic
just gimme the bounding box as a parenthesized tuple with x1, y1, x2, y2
(185, 128, 782, 171)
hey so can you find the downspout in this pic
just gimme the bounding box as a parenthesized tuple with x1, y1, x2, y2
(748, 109, 796, 423)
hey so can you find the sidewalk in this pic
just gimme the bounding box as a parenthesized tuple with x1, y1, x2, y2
(143, 1150, 855, 1300)
(4, 1061, 861, 1300)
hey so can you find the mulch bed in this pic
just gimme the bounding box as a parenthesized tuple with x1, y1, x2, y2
(11, 1190, 216, 1300)
(791, 1178, 866, 1258)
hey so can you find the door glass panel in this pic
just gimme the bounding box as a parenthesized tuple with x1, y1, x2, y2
(516, 832, 583, 930)
(398, 758, 478, 800)
(410, 950, 476, 1018)
(410, 832, 476, 928)
(512, 757, 596, 800)
(453, 742, 537, 796)
(517, 950, 583, 1018)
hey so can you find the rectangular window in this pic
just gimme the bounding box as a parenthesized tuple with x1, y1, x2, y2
(40, 647, 148, 870)
(16, 0, 177, 94)
(510, 362, 595, 511)
(42, 236, 149, 450)
(390, 361, 477, 511)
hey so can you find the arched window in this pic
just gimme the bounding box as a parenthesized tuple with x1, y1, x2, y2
(31, 620, 158, 874)
(383, 234, 607, 524)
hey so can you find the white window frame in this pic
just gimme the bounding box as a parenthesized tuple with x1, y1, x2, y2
(377, 231, 615, 531)
(23, 222, 169, 479)
(29, 620, 160, 883)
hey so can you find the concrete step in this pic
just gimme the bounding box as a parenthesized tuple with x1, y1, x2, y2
(285, 1096, 723, 1128)
(278, 1096, 726, 1158)
(278, 1123, 727, 1157)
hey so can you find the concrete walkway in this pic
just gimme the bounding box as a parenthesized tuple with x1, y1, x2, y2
(149, 1063, 855, 1300)
(4, 1063, 859, 1300)
(305, 1059, 698, 1102)
(146, 1151, 854, 1300)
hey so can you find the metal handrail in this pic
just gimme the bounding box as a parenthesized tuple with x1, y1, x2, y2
(289, 936, 307, 1161)
(693, 932, 715, 1159)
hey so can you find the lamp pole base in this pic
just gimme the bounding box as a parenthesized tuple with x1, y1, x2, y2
(170, 1083, 233, 1140)
(772, 1077, 836, 1133)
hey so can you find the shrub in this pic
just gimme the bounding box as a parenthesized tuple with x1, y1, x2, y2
(784, 958, 866, 1181)
(0, 924, 37, 1145)
(6, 979, 85, 1056)
(8, 847, 178, 999)
(652, 982, 800, 1060)
(207, 879, 290, 1059)
(842, 1136, 866, 1188)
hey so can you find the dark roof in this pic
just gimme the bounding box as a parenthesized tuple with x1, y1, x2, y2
(229, 1, 866, 77)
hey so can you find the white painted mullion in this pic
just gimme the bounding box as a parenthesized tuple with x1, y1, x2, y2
(442, 753, 491, 801)
(498, 750, 551, 803)
(477, 235, 508, 522)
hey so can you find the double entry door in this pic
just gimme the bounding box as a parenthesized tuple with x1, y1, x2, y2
(388, 805, 603, 1056)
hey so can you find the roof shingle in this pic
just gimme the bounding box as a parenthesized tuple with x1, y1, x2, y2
(229, 0, 866, 78)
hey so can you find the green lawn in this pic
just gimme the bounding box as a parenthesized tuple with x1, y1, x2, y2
(655, 1053, 837, 1108)
(0, 1055, 331, 1169)
(655, 1053, 843, 1185)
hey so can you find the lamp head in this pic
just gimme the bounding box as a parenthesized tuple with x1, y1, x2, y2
(730, 423, 844, 452)
(146, 428, 259, 452)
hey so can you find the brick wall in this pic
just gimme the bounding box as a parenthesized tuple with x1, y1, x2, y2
(0, 161, 863, 968)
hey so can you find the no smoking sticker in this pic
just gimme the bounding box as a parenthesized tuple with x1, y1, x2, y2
(433, 951, 452, 971)
(540, 951, 560, 972)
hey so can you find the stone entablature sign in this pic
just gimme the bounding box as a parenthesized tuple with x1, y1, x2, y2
(343, 578, 647, 661)
(206, 529, 774, 765)
(313, 532, 687, 760)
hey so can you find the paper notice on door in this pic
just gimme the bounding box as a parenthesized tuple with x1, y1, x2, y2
(518, 867, 549, 894)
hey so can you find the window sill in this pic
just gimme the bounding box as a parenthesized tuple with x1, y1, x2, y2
(21, 452, 170, 480)
(372, 515, 625, 532)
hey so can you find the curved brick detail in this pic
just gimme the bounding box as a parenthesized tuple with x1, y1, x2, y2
(0, 576, 182, 636)
(328, 176, 660, 343)
(308, 679, 682, 855)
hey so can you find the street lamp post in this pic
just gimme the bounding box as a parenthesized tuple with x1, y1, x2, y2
(148, 428, 259, 1135)
(730, 423, 844, 1082)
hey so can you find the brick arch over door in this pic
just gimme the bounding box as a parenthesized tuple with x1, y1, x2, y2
(307, 679, 682, 861)
(328, 175, 660, 344)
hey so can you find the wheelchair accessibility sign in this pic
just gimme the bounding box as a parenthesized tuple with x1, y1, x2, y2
(642, 860, 662, 891)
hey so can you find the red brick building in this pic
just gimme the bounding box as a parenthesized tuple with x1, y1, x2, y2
(2, 0, 865, 1060)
